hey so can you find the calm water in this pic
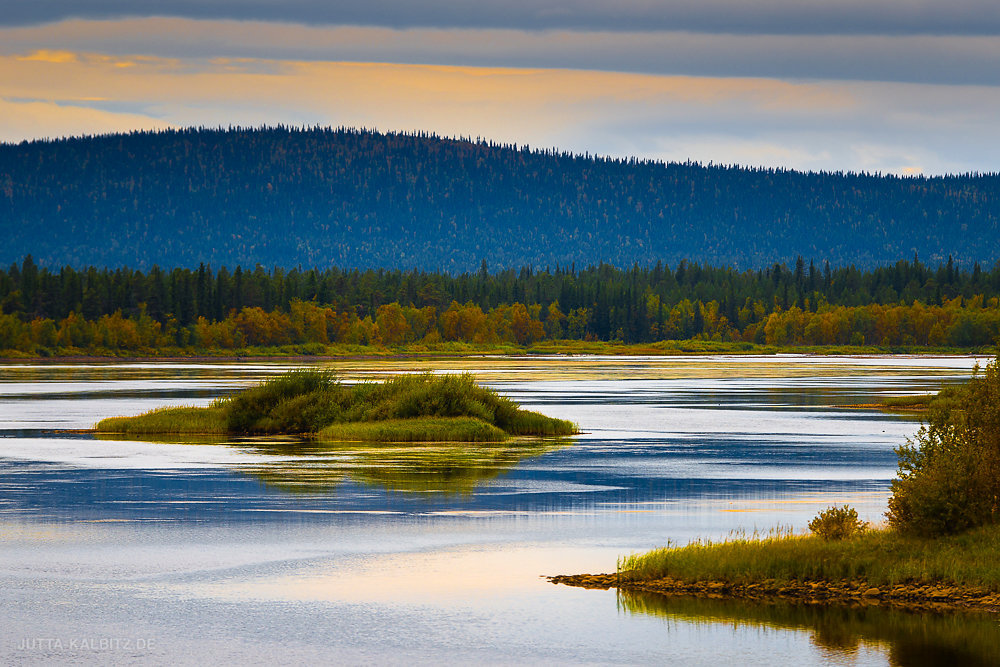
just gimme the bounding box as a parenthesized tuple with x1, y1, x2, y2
(1, 355, 997, 665)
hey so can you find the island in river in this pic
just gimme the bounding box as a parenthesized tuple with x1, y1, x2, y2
(95, 369, 577, 442)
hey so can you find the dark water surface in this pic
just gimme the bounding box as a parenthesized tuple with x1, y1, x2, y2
(1, 355, 997, 665)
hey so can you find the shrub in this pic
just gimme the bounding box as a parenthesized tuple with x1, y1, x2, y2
(377, 373, 496, 422)
(887, 353, 1000, 536)
(808, 505, 867, 540)
(223, 369, 341, 433)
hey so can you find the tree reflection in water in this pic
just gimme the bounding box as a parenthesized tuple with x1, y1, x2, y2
(617, 588, 1000, 666)
(94, 433, 568, 496)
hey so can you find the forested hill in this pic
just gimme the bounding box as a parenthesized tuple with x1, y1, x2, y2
(1, 126, 997, 271)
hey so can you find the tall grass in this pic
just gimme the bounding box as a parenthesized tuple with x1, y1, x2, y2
(497, 409, 576, 436)
(95, 406, 228, 434)
(618, 523, 1000, 591)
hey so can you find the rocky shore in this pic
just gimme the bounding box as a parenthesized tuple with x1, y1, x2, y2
(548, 573, 1000, 613)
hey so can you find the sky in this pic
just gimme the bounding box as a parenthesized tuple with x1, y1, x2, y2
(1, 1, 999, 174)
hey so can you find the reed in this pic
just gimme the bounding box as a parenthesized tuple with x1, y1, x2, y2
(95, 406, 228, 434)
(618, 523, 1000, 591)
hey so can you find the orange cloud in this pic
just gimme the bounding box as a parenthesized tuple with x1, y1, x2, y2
(0, 50, 855, 122)
(16, 49, 78, 63)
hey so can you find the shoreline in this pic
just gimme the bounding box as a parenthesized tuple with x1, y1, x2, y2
(548, 574, 1000, 613)
(839, 402, 929, 412)
(0, 347, 993, 364)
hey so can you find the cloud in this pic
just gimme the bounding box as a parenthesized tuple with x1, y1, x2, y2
(16, 49, 78, 63)
(1, 51, 997, 174)
(0, 51, 855, 117)
(5, 1, 1000, 36)
(1, 6, 994, 177)
(2, 19, 999, 86)
(0, 97, 170, 142)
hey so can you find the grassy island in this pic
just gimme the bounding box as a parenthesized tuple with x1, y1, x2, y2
(96, 370, 577, 442)
(553, 354, 1000, 612)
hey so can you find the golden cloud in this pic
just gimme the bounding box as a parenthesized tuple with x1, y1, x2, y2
(0, 49, 854, 123)
(16, 49, 78, 63)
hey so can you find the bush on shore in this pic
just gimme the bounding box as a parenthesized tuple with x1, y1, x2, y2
(887, 354, 1000, 536)
(808, 505, 868, 540)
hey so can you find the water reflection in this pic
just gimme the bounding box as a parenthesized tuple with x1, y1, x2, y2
(618, 589, 1000, 666)
(94, 433, 568, 496)
(326, 441, 568, 495)
(2, 356, 994, 664)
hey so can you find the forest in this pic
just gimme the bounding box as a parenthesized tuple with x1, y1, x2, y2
(1, 126, 998, 271)
(2, 256, 999, 355)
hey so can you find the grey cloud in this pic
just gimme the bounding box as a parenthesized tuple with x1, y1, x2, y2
(5, 22, 998, 87)
(352, 32, 1000, 87)
(6, 0, 1000, 36)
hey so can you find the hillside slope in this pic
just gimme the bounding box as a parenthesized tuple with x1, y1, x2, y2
(1, 127, 997, 270)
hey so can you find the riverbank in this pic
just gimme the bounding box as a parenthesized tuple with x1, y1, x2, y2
(549, 573, 1000, 613)
(550, 523, 1000, 613)
(2, 339, 994, 362)
(842, 386, 966, 413)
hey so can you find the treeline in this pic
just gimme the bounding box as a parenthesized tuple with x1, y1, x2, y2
(2, 257, 1000, 354)
(2, 126, 998, 270)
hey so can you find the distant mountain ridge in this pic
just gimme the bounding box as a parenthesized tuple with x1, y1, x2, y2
(1, 127, 997, 270)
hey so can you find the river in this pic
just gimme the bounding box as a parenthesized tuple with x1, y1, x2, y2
(1, 355, 996, 665)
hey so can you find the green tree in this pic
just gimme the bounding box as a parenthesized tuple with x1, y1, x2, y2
(887, 354, 1000, 535)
